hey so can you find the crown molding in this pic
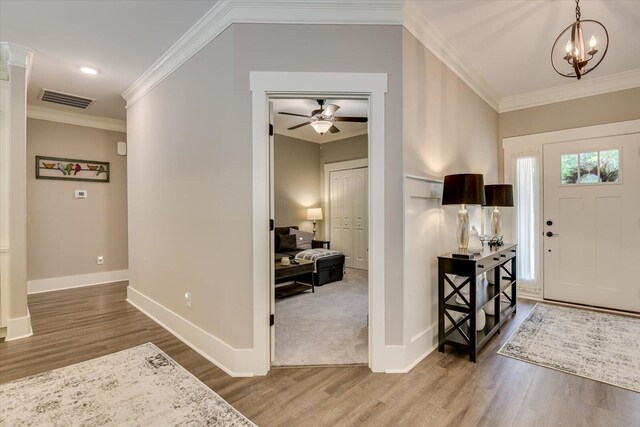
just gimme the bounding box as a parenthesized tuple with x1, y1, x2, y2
(27, 106, 127, 133)
(121, 0, 403, 108)
(402, 1, 500, 111)
(499, 68, 640, 113)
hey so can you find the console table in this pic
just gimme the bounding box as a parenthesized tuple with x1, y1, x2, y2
(438, 244, 517, 362)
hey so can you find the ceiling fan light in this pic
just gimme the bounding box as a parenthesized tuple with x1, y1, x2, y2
(310, 120, 333, 135)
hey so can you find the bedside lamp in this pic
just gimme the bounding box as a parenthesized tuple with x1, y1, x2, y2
(484, 184, 514, 236)
(306, 208, 323, 237)
(442, 174, 486, 252)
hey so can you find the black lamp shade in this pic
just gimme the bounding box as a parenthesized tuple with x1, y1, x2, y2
(484, 184, 514, 207)
(442, 174, 485, 206)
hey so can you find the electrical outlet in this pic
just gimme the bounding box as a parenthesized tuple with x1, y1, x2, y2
(184, 291, 192, 308)
(96, 256, 104, 265)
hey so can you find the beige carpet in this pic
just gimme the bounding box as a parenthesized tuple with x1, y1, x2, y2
(273, 268, 368, 366)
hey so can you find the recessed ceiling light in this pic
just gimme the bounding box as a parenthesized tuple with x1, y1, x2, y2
(80, 66, 98, 75)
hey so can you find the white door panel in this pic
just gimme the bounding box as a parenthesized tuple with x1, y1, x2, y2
(543, 134, 640, 312)
(329, 167, 368, 270)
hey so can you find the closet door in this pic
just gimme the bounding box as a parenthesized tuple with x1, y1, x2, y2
(330, 169, 354, 268)
(329, 167, 369, 270)
(353, 167, 368, 270)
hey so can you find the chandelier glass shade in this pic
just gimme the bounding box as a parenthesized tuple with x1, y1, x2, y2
(551, 0, 609, 80)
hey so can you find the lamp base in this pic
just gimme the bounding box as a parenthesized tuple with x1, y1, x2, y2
(456, 204, 469, 251)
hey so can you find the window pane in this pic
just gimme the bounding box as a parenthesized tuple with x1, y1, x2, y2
(561, 154, 579, 184)
(599, 149, 619, 183)
(579, 152, 599, 183)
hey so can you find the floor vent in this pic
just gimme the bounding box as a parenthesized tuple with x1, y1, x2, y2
(40, 89, 95, 109)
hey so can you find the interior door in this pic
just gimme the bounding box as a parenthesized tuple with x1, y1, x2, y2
(353, 167, 368, 270)
(543, 134, 640, 312)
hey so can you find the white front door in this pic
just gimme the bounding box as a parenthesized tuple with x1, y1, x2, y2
(543, 134, 640, 312)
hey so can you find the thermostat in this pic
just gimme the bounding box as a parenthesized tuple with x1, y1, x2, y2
(75, 190, 87, 199)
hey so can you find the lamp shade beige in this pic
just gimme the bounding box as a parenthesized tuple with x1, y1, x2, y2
(306, 207, 323, 221)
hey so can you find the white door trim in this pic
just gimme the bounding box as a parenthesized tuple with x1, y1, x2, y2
(250, 71, 387, 375)
(502, 119, 640, 300)
(324, 158, 368, 241)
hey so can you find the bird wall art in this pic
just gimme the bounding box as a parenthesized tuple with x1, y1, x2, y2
(36, 156, 110, 183)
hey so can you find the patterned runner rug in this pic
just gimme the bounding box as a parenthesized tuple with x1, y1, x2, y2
(0, 343, 255, 426)
(498, 303, 640, 392)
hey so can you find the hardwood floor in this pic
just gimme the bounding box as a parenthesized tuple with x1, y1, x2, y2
(1, 282, 638, 426)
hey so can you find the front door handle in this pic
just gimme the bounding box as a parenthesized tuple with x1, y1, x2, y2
(546, 231, 559, 237)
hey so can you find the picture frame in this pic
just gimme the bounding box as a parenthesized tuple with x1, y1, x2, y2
(35, 156, 110, 183)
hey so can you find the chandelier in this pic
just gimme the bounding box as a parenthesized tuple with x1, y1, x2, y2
(551, 0, 609, 79)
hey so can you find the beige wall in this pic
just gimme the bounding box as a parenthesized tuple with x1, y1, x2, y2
(273, 134, 320, 232)
(274, 133, 369, 240)
(128, 23, 403, 349)
(318, 133, 368, 240)
(26, 119, 128, 280)
(234, 23, 404, 345)
(401, 29, 499, 352)
(498, 87, 640, 178)
(320, 133, 368, 165)
(127, 28, 246, 347)
(403, 27, 499, 252)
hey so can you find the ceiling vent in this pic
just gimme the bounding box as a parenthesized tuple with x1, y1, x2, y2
(39, 89, 95, 109)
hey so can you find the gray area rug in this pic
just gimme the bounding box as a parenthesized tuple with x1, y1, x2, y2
(274, 268, 368, 366)
(0, 343, 254, 426)
(498, 303, 640, 392)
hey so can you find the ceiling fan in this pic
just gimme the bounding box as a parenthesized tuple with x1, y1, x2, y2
(278, 99, 368, 135)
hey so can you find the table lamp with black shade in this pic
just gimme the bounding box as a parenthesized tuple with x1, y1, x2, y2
(483, 184, 514, 237)
(442, 174, 485, 253)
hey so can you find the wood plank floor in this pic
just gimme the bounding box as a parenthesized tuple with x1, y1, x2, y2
(1, 282, 638, 426)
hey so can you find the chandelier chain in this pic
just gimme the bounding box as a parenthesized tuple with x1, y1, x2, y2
(575, 0, 581, 21)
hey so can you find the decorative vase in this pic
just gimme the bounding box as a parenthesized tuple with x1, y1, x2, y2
(483, 300, 495, 316)
(466, 309, 486, 331)
(468, 226, 483, 254)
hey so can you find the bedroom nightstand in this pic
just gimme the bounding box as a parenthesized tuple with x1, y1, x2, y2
(314, 240, 330, 250)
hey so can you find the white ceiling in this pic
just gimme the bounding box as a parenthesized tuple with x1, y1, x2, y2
(0, 0, 217, 120)
(1, 1, 638, 122)
(273, 98, 369, 144)
(414, 0, 640, 97)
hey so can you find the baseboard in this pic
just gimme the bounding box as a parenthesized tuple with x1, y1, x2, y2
(384, 323, 438, 373)
(27, 269, 129, 294)
(126, 286, 255, 377)
(6, 309, 33, 341)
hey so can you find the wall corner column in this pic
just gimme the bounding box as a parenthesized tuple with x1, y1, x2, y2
(1, 42, 34, 340)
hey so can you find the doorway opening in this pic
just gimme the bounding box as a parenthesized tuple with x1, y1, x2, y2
(269, 97, 369, 367)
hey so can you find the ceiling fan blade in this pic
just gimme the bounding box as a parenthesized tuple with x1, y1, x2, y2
(333, 116, 368, 123)
(279, 112, 311, 118)
(328, 125, 340, 134)
(322, 104, 340, 116)
(287, 121, 311, 130)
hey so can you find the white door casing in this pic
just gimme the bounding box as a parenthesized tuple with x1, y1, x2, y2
(543, 135, 640, 312)
(251, 72, 387, 375)
(503, 119, 640, 311)
(269, 101, 276, 361)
